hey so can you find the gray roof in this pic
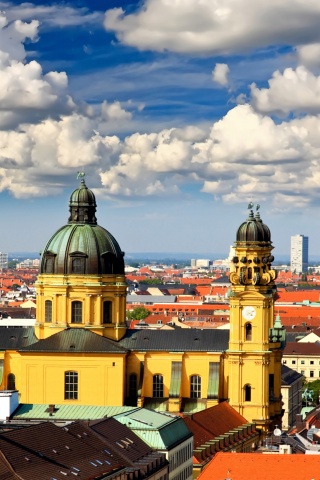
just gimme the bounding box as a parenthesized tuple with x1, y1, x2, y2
(281, 364, 304, 386)
(0, 327, 37, 350)
(19, 328, 127, 354)
(119, 328, 229, 352)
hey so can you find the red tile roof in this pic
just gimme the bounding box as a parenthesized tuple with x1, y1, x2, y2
(198, 452, 320, 480)
(184, 402, 252, 447)
(283, 342, 320, 355)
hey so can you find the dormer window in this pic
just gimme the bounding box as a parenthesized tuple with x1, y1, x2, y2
(43, 251, 56, 274)
(69, 252, 87, 274)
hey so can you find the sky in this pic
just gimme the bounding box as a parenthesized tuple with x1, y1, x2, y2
(2, 1, 320, 258)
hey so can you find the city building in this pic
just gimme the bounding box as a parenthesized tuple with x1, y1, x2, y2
(0, 252, 8, 271)
(0, 419, 169, 480)
(290, 234, 308, 273)
(282, 342, 320, 381)
(0, 179, 284, 436)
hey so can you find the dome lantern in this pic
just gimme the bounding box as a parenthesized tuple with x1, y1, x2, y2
(68, 175, 97, 225)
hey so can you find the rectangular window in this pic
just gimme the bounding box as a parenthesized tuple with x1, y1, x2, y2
(65, 371, 78, 400)
(269, 374, 274, 401)
(103, 301, 112, 324)
(301, 370, 305, 375)
(45, 300, 52, 323)
(292, 360, 296, 365)
(283, 360, 287, 365)
(310, 361, 314, 365)
(301, 360, 305, 365)
(153, 374, 164, 398)
(310, 371, 314, 378)
(71, 301, 82, 324)
(190, 375, 201, 399)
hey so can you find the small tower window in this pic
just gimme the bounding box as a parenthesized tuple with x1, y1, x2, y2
(153, 374, 164, 398)
(245, 323, 252, 341)
(45, 300, 52, 323)
(190, 375, 201, 398)
(71, 301, 82, 324)
(65, 371, 78, 400)
(244, 384, 251, 402)
(103, 301, 112, 324)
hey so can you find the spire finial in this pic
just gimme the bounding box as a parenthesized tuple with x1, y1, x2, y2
(77, 171, 86, 186)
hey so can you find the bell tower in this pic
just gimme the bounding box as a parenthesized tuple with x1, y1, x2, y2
(226, 204, 285, 434)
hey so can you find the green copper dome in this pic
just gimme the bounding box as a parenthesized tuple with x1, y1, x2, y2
(40, 177, 124, 275)
(236, 208, 271, 244)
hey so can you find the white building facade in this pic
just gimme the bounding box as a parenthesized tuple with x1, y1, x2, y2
(290, 234, 308, 273)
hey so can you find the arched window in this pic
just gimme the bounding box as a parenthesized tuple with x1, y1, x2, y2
(65, 371, 78, 400)
(129, 373, 137, 399)
(7, 373, 15, 390)
(190, 375, 201, 398)
(103, 301, 112, 324)
(45, 300, 52, 323)
(244, 384, 251, 402)
(71, 301, 82, 324)
(245, 323, 252, 341)
(153, 374, 164, 398)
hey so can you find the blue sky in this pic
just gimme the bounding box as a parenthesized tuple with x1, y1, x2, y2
(1, 1, 320, 258)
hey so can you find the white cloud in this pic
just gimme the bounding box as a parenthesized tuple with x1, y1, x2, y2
(0, 12, 38, 61)
(3, 7, 320, 215)
(0, 2, 102, 28)
(104, 0, 320, 55)
(212, 63, 229, 86)
(296, 43, 320, 68)
(250, 66, 320, 115)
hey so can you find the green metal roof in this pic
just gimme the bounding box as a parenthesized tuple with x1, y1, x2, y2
(13, 404, 138, 420)
(115, 408, 192, 450)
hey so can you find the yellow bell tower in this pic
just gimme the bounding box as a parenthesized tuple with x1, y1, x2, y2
(226, 204, 285, 434)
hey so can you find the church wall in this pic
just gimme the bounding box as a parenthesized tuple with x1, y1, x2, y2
(127, 351, 222, 402)
(6, 352, 126, 406)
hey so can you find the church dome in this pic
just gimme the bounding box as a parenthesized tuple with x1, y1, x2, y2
(40, 176, 124, 275)
(236, 207, 271, 244)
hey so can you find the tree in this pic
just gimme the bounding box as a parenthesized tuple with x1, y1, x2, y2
(126, 307, 150, 321)
(139, 278, 163, 285)
(304, 379, 320, 405)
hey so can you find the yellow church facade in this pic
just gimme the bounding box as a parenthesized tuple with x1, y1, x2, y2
(0, 179, 285, 434)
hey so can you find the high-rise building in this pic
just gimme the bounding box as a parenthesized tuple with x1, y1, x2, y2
(0, 253, 8, 271)
(290, 235, 308, 273)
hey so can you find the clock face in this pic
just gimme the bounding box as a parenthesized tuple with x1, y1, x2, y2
(242, 306, 256, 320)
